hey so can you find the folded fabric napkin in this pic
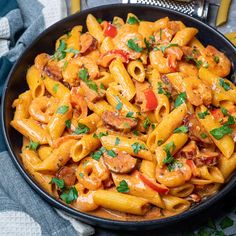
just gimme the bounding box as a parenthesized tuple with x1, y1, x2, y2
(0, 1, 236, 236)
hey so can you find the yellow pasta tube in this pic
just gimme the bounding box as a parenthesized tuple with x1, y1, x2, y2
(78, 113, 100, 133)
(147, 103, 187, 152)
(93, 190, 150, 215)
(112, 172, 165, 209)
(162, 195, 190, 213)
(35, 139, 76, 172)
(218, 153, 236, 179)
(95, 72, 114, 88)
(12, 90, 32, 120)
(71, 134, 100, 162)
(166, 72, 185, 92)
(38, 145, 53, 161)
(189, 37, 205, 53)
(47, 94, 73, 140)
(86, 14, 104, 43)
(100, 37, 114, 54)
(155, 133, 188, 167)
(216, 0, 231, 26)
(138, 21, 154, 39)
(10, 119, 51, 144)
(21, 149, 53, 194)
(26, 66, 45, 98)
(101, 135, 152, 161)
(199, 68, 236, 106)
(169, 183, 194, 198)
(171, 27, 198, 46)
(140, 160, 156, 180)
(44, 76, 70, 99)
(87, 100, 114, 116)
(154, 17, 169, 31)
(106, 86, 139, 115)
(196, 105, 234, 158)
(127, 60, 145, 82)
(198, 166, 224, 183)
(109, 58, 136, 101)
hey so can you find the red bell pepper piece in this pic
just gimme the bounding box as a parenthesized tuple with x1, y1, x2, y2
(101, 21, 117, 38)
(144, 89, 158, 111)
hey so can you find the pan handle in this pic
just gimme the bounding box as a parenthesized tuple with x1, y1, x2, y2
(123, 0, 209, 21)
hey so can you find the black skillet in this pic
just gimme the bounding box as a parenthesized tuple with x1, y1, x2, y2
(2, 3, 236, 231)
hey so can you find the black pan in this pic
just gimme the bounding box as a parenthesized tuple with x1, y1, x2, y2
(2, 4, 236, 231)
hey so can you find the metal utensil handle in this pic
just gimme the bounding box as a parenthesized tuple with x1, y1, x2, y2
(127, 0, 209, 20)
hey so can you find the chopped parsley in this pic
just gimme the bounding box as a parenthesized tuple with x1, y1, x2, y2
(198, 110, 210, 119)
(50, 177, 64, 189)
(133, 130, 139, 136)
(214, 55, 219, 64)
(127, 16, 139, 25)
(74, 123, 90, 135)
(157, 139, 163, 146)
(151, 124, 156, 130)
(219, 78, 231, 91)
(202, 61, 209, 68)
(127, 39, 143, 52)
(79, 68, 98, 93)
(60, 187, 78, 204)
(56, 105, 69, 114)
(27, 140, 40, 151)
(97, 18, 103, 23)
(185, 55, 202, 69)
(163, 141, 178, 171)
(200, 133, 208, 139)
(107, 150, 117, 157)
(144, 38, 151, 53)
(157, 82, 171, 98)
(174, 92, 186, 108)
(167, 161, 183, 172)
(173, 125, 188, 134)
(91, 147, 105, 161)
(115, 96, 123, 110)
(131, 142, 147, 154)
(116, 180, 129, 193)
(93, 132, 108, 139)
(64, 47, 79, 55)
(52, 40, 67, 60)
(115, 137, 120, 146)
(79, 173, 84, 178)
(53, 83, 59, 93)
(126, 111, 136, 120)
(210, 125, 232, 140)
(100, 83, 105, 90)
(159, 43, 179, 53)
(65, 119, 71, 129)
(143, 117, 151, 129)
(221, 107, 229, 116)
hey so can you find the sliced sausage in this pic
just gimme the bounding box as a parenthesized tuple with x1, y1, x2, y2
(183, 114, 213, 144)
(103, 150, 137, 174)
(102, 111, 137, 132)
(80, 33, 98, 55)
(44, 61, 63, 81)
(56, 166, 76, 187)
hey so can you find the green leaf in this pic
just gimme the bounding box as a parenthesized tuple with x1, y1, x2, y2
(219, 78, 231, 91)
(202, 61, 209, 68)
(174, 125, 188, 134)
(127, 16, 139, 25)
(107, 150, 117, 157)
(220, 216, 234, 229)
(144, 38, 151, 53)
(116, 180, 129, 193)
(27, 140, 40, 151)
(157, 82, 171, 98)
(79, 68, 88, 80)
(127, 39, 143, 52)
(163, 155, 175, 165)
(214, 55, 219, 64)
(100, 83, 105, 90)
(224, 115, 235, 126)
(63, 61, 68, 71)
(133, 130, 139, 136)
(60, 187, 78, 204)
(198, 110, 210, 119)
(163, 141, 176, 153)
(160, 43, 179, 53)
(115, 96, 123, 110)
(157, 139, 163, 146)
(221, 107, 229, 116)
(143, 117, 151, 129)
(56, 105, 69, 114)
(74, 123, 90, 135)
(53, 40, 67, 60)
(210, 125, 232, 140)
(115, 137, 120, 146)
(131, 142, 147, 154)
(79, 173, 84, 178)
(65, 119, 71, 129)
(91, 148, 104, 161)
(196, 60, 203, 69)
(200, 133, 208, 139)
(97, 18, 103, 23)
(197, 228, 211, 236)
(174, 92, 186, 108)
(53, 83, 59, 93)
(50, 177, 64, 189)
(167, 161, 183, 172)
(64, 47, 79, 55)
(93, 132, 108, 139)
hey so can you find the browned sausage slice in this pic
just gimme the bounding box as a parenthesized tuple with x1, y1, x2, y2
(103, 150, 137, 174)
(80, 33, 98, 55)
(56, 166, 76, 187)
(102, 111, 137, 133)
(44, 61, 63, 81)
(34, 53, 50, 71)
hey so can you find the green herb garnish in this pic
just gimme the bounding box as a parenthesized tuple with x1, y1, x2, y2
(27, 140, 40, 151)
(219, 78, 231, 91)
(50, 177, 64, 189)
(173, 125, 188, 134)
(74, 123, 90, 135)
(198, 110, 210, 119)
(143, 117, 151, 129)
(131, 142, 147, 154)
(60, 187, 78, 204)
(127, 39, 143, 52)
(115, 137, 120, 146)
(56, 105, 69, 114)
(127, 16, 139, 25)
(116, 180, 129, 193)
(53, 83, 59, 93)
(174, 92, 186, 108)
(65, 119, 71, 129)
